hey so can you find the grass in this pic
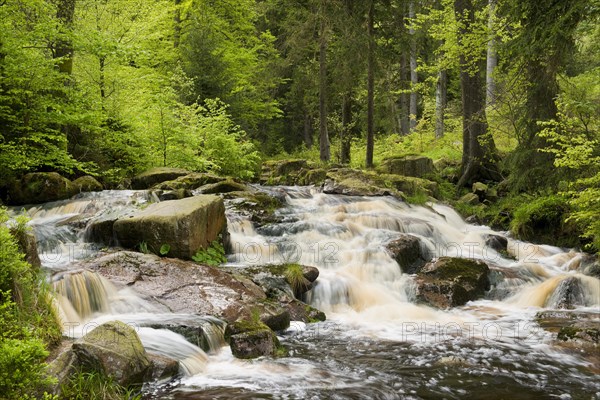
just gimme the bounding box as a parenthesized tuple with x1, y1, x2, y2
(284, 264, 309, 297)
(59, 371, 141, 400)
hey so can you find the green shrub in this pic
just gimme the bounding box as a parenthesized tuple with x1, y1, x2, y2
(0, 207, 62, 399)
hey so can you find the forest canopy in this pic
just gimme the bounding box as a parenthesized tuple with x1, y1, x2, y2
(0, 0, 599, 246)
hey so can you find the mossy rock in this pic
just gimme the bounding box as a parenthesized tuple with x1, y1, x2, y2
(415, 257, 490, 308)
(378, 155, 434, 178)
(153, 172, 226, 191)
(131, 167, 191, 190)
(73, 175, 103, 192)
(8, 172, 78, 205)
(198, 180, 249, 194)
(71, 321, 152, 386)
(557, 321, 599, 346)
(297, 168, 328, 186)
(385, 234, 429, 274)
(226, 317, 286, 359)
(510, 195, 581, 247)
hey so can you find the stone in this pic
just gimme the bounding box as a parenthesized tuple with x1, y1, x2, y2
(484, 234, 508, 253)
(198, 180, 249, 194)
(385, 234, 429, 274)
(557, 321, 599, 346)
(459, 192, 480, 205)
(73, 176, 103, 192)
(154, 189, 192, 201)
(229, 329, 277, 359)
(131, 167, 190, 190)
(546, 277, 585, 309)
(113, 195, 226, 259)
(82, 251, 271, 323)
(9, 228, 41, 268)
(84, 217, 118, 246)
(471, 182, 488, 200)
(153, 172, 226, 191)
(8, 172, 78, 205)
(379, 156, 435, 178)
(485, 187, 498, 202)
(71, 321, 151, 386)
(46, 345, 78, 394)
(147, 353, 180, 381)
(415, 257, 490, 308)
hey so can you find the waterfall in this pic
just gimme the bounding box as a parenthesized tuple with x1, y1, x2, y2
(19, 186, 600, 398)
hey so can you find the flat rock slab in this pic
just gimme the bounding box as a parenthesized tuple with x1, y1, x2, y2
(113, 195, 225, 259)
(83, 251, 269, 323)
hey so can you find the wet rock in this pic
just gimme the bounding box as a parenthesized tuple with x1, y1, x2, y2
(536, 310, 600, 332)
(153, 188, 192, 201)
(84, 216, 119, 246)
(131, 167, 190, 190)
(557, 321, 599, 346)
(146, 316, 226, 352)
(223, 190, 284, 227)
(148, 353, 180, 381)
(73, 176, 103, 192)
(385, 234, 429, 274)
(379, 156, 434, 178)
(484, 234, 508, 253)
(459, 192, 480, 205)
(153, 172, 226, 191)
(8, 172, 78, 205)
(198, 180, 249, 194)
(415, 257, 490, 308)
(83, 251, 271, 323)
(71, 321, 152, 386)
(113, 195, 226, 259)
(229, 329, 278, 359)
(260, 307, 291, 332)
(546, 277, 585, 309)
(9, 227, 41, 268)
(286, 299, 326, 322)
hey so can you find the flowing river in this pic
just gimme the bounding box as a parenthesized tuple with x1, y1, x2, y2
(14, 186, 600, 399)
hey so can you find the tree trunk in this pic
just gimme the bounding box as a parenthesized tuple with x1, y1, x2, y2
(303, 113, 313, 149)
(341, 93, 352, 164)
(319, 5, 330, 162)
(399, 53, 410, 135)
(365, 0, 375, 168)
(455, 0, 501, 187)
(485, 0, 497, 107)
(435, 69, 447, 139)
(408, 0, 418, 132)
(54, 0, 76, 75)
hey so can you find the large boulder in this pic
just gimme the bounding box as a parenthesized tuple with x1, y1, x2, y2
(546, 277, 586, 309)
(71, 321, 152, 386)
(379, 156, 435, 178)
(415, 257, 490, 308)
(82, 251, 275, 323)
(113, 195, 226, 259)
(73, 176, 103, 192)
(153, 172, 226, 191)
(131, 167, 190, 190)
(8, 172, 77, 205)
(385, 234, 429, 274)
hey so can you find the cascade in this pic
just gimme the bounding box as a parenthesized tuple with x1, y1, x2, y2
(17, 186, 600, 398)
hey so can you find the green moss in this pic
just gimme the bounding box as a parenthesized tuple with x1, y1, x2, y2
(557, 326, 580, 341)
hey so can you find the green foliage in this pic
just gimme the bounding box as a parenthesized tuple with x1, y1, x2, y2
(284, 264, 309, 296)
(0, 208, 62, 399)
(138, 242, 149, 254)
(510, 195, 577, 246)
(159, 244, 171, 256)
(59, 371, 141, 400)
(192, 240, 227, 266)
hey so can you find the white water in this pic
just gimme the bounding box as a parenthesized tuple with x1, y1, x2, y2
(16, 187, 600, 398)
